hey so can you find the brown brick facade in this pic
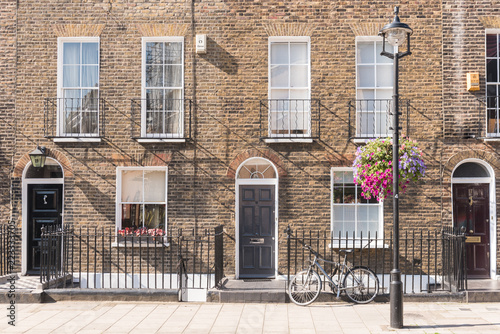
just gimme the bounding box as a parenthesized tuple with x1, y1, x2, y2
(1, 1, 499, 279)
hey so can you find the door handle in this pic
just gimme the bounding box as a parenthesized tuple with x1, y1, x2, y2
(469, 230, 474, 234)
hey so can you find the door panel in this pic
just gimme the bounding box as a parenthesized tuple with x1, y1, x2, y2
(27, 184, 63, 273)
(453, 183, 490, 278)
(239, 185, 275, 278)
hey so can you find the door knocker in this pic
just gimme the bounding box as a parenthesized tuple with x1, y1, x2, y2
(43, 195, 48, 205)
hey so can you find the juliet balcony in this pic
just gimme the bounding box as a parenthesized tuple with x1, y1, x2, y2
(259, 99, 321, 143)
(348, 98, 410, 141)
(130, 98, 192, 143)
(44, 97, 106, 142)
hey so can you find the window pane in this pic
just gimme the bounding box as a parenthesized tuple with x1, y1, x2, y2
(63, 43, 80, 64)
(376, 42, 393, 63)
(121, 204, 142, 229)
(270, 89, 289, 100)
(357, 65, 375, 87)
(146, 65, 163, 87)
(144, 204, 165, 229)
(82, 43, 98, 65)
(146, 42, 163, 65)
(121, 170, 143, 202)
(82, 65, 98, 87)
(290, 43, 308, 64)
(376, 65, 393, 87)
(271, 43, 288, 64)
(290, 65, 308, 87)
(357, 42, 374, 64)
(63, 65, 80, 87)
(270, 65, 289, 87)
(289, 89, 308, 99)
(357, 89, 374, 100)
(165, 42, 182, 64)
(343, 171, 354, 183)
(376, 89, 392, 100)
(164, 65, 183, 87)
(487, 59, 498, 83)
(343, 186, 356, 203)
(487, 34, 497, 58)
(144, 170, 166, 202)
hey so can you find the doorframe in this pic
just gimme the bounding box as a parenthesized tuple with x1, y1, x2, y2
(235, 157, 279, 279)
(21, 158, 64, 275)
(451, 158, 497, 279)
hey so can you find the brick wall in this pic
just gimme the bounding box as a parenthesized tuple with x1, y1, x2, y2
(9, 0, 498, 277)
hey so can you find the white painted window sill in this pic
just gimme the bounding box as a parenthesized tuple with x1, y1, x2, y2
(53, 137, 101, 143)
(136, 138, 186, 143)
(483, 137, 500, 142)
(263, 138, 313, 143)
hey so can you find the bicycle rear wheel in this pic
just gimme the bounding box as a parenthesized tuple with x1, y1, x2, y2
(288, 269, 322, 306)
(343, 266, 379, 304)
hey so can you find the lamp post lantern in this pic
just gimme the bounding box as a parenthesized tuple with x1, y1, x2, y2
(378, 6, 412, 329)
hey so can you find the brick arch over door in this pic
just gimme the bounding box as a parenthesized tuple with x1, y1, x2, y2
(13, 148, 73, 178)
(227, 149, 287, 179)
(442, 150, 499, 184)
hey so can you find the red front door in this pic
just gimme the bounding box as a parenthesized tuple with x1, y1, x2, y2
(453, 184, 490, 278)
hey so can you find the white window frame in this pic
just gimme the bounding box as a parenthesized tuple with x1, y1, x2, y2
(57, 37, 100, 139)
(115, 167, 168, 232)
(355, 36, 393, 139)
(485, 29, 500, 138)
(268, 36, 311, 139)
(141, 37, 185, 139)
(330, 167, 384, 247)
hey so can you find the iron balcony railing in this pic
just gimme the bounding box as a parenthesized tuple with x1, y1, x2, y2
(44, 98, 106, 139)
(348, 99, 410, 140)
(285, 225, 467, 294)
(130, 99, 192, 141)
(260, 99, 321, 141)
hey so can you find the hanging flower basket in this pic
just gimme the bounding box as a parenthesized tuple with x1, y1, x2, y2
(352, 137, 426, 201)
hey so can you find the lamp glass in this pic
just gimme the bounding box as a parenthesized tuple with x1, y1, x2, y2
(386, 29, 408, 46)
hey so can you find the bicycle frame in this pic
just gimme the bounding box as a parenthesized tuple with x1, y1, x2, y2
(307, 253, 361, 299)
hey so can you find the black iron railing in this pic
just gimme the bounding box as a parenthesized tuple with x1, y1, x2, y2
(130, 99, 192, 141)
(285, 226, 467, 294)
(40, 225, 224, 292)
(259, 99, 320, 141)
(348, 99, 410, 140)
(0, 224, 18, 276)
(44, 98, 106, 139)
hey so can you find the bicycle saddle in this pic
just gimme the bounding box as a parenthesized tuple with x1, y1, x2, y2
(339, 249, 354, 253)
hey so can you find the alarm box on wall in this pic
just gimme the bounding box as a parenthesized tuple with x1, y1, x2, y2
(467, 72, 480, 91)
(196, 34, 207, 54)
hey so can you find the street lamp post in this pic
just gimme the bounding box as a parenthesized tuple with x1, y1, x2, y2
(379, 6, 412, 329)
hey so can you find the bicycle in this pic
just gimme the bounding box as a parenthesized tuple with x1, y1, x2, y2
(288, 244, 379, 306)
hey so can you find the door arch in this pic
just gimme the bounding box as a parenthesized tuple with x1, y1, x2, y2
(235, 157, 279, 278)
(451, 159, 496, 279)
(22, 158, 64, 275)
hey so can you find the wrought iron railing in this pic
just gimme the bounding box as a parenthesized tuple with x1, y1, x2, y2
(260, 99, 320, 141)
(0, 224, 18, 276)
(130, 99, 192, 141)
(40, 225, 223, 293)
(285, 226, 467, 294)
(348, 99, 410, 140)
(44, 98, 106, 139)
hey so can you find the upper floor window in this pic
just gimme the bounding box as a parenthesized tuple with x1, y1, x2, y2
(331, 168, 383, 241)
(116, 167, 167, 231)
(356, 37, 393, 138)
(268, 37, 311, 138)
(57, 37, 100, 137)
(487, 32, 500, 137)
(142, 37, 184, 138)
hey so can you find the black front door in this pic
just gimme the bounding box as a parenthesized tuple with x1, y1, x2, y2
(453, 183, 490, 278)
(239, 185, 275, 278)
(27, 184, 63, 273)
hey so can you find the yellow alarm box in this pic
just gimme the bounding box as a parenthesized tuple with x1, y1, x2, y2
(467, 73, 480, 91)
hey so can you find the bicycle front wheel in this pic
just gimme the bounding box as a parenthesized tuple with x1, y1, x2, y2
(288, 269, 322, 306)
(343, 266, 379, 304)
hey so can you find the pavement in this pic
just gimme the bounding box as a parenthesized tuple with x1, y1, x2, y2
(0, 301, 499, 333)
